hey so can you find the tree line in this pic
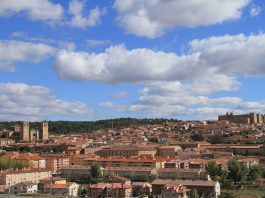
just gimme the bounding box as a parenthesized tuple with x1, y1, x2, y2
(207, 159, 265, 185)
(0, 157, 32, 170)
(0, 118, 178, 134)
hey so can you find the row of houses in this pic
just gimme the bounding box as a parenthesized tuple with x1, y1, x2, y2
(87, 177, 220, 198)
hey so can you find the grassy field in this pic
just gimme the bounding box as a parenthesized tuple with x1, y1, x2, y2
(223, 187, 265, 197)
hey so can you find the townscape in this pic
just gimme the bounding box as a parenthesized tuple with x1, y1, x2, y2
(1, 0, 265, 197)
(0, 112, 265, 197)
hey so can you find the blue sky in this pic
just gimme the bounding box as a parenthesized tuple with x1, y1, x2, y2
(0, 0, 265, 121)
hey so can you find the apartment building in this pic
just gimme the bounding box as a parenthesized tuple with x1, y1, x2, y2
(0, 169, 52, 188)
(42, 154, 69, 173)
(96, 145, 157, 157)
(84, 156, 167, 169)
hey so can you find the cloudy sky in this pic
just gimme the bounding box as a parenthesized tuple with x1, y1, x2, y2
(0, 0, 265, 121)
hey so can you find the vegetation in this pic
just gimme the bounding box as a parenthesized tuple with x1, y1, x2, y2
(206, 161, 228, 183)
(189, 189, 199, 198)
(228, 159, 248, 184)
(190, 133, 204, 141)
(219, 191, 236, 198)
(206, 160, 264, 185)
(210, 134, 224, 144)
(5, 144, 65, 154)
(0, 157, 31, 170)
(248, 164, 262, 182)
(0, 118, 179, 134)
(86, 163, 102, 184)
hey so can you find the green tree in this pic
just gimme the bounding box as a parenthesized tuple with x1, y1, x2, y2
(91, 163, 101, 180)
(228, 159, 248, 184)
(189, 189, 199, 198)
(248, 164, 262, 182)
(207, 161, 221, 181)
(220, 169, 229, 184)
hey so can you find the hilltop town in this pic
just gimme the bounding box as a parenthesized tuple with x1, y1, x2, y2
(0, 113, 264, 197)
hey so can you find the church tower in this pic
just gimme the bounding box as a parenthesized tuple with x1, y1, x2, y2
(40, 122, 49, 140)
(21, 121, 30, 141)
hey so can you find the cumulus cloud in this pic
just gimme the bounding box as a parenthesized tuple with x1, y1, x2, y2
(54, 33, 265, 83)
(54, 44, 201, 83)
(0, 0, 63, 22)
(114, 0, 250, 38)
(0, 40, 56, 71)
(189, 34, 265, 76)
(68, 0, 105, 28)
(103, 75, 241, 119)
(104, 78, 265, 119)
(0, 83, 92, 121)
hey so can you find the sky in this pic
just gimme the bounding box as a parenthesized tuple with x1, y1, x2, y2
(0, 0, 265, 121)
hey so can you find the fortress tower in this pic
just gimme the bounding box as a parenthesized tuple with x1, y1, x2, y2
(39, 122, 49, 140)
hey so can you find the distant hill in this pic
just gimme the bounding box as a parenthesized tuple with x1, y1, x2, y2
(0, 118, 179, 134)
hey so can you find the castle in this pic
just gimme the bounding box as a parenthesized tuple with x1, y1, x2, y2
(218, 112, 265, 124)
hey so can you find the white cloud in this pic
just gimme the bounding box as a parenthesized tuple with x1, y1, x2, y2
(105, 78, 265, 119)
(112, 92, 129, 98)
(54, 33, 265, 83)
(114, 0, 250, 38)
(0, 0, 63, 22)
(99, 101, 114, 108)
(68, 0, 105, 28)
(250, 4, 262, 16)
(0, 83, 93, 121)
(189, 33, 265, 76)
(86, 39, 112, 47)
(54, 44, 201, 83)
(0, 40, 56, 71)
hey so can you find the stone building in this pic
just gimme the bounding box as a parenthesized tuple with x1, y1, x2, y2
(218, 112, 265, 124)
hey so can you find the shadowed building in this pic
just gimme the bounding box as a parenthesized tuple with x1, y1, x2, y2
(218, 112, 264, 124)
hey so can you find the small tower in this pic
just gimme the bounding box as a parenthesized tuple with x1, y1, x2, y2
(21, 121, 30, 141)
(40, 122, 49, 140)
